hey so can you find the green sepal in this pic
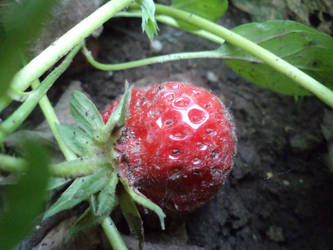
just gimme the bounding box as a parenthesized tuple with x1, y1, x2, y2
(47, 177, 71, 191)
(70, 91, 104, 139)
(96, 172, 119, 217)
(119, 185, 144, 250)
(43, 168, 110, 219)
(56, 124, 100, 156)
(66, 207, 101, 242)
(103, 81, 132, 136)
(120, 177, 166, 230)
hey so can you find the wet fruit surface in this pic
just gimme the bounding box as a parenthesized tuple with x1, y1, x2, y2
(102, 82, 236, 212)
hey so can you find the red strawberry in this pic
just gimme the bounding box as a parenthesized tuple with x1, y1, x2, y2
(102, 82, 236, 212)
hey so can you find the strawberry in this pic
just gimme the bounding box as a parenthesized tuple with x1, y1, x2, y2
(102, 82, 236, 212)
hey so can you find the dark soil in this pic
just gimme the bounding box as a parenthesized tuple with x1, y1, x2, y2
(17, 4, 333, 250)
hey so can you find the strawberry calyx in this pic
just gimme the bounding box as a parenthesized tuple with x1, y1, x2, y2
(44, 82, 165, 248)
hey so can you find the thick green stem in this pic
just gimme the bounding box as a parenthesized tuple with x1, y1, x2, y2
(0, 44, 82, 144)
(31, 80, 77, 161)
(83, 44, 232, 71)
(116, 11, 225, 45)
(155, 4, 333, 108)
(0, 0, 134, 113)
(0, 154, 108, 177)
(101, 217, 128, 250)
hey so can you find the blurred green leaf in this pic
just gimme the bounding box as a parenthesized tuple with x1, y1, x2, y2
(43, 169, 109, 219)
(220, 20, 333, 95)
(119, 186, 144, 250)
(171, 0, 228, 31)
(0, 140, 50, 250)
(0, 0, 56, 98)
(136, 0, 158, 40)
(70, 91, 104, 139)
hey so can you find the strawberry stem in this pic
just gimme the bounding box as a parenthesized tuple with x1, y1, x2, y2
(101, 217, 128, 250)
(154, 4, 333, 108)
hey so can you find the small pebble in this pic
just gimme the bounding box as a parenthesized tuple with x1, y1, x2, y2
(150, 39, 163, 53)
(206, 71, 219, 82)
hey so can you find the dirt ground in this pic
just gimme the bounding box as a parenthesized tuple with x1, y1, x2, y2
(16, 4, 333, 250)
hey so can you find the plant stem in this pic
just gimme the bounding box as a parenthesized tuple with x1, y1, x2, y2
(101, 217, 128, 250)
(0, 44, 81, 144)
(1, 0, 134, 113)
(31, 80, 77, 161)
(0, 154, 26, 172)
(0, 154, 108, 177)
(116, 11, 225, 45)
(83, 45, 227, 71)
(155, 4, 333, 108)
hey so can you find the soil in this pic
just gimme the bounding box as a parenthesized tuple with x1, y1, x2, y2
(15, 4, 333, 250)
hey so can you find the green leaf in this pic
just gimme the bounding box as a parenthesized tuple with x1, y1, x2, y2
(221, 20, 333, 96)
(119, 186, 144, 250)
(0, 140, 50, 250)
(96, 172, 118, 217)
(56, 124, 99, 156)
(43, 169, 110, 219)
(171, 0, 228, 31)
(0, 0, 56, 98)
(70, 91, 104, 138)
(137, 0, 158, 40)
(120, 178, 166, 230)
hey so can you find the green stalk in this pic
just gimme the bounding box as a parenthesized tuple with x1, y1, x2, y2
(116, 11, 225, 45)
(0, 44, 81, 144)
(0, 154, 26, 173)
(155, 4, 333, 108)
(0, 0, 134, 112)
(101, 217, 128, 250)
(31, 80, 77, 160)
(0, 154, 108, 177)
(83, 44, 232, 71)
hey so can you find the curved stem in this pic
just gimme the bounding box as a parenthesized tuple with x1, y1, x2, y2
(116, 11, 225, 45)
(31, 79, 77, 160)
(0, 43, 82, 144)
(155, 4, 333, 108)
(101, 217, 128, 250)
(3, 0, 134, 112)
(83, 44, 227, 71)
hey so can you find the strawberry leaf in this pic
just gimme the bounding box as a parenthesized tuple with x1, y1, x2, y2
(136, 0, 158, 40)
(119, 185, 144, 250)
(171, 0, 228, 31)
(96, 172, 118, 217)
(44, 168, 110, 219)
(57, 124, 99, 156)
(120, 177, 166, 230)
(220, 20, 333, 96)
(70, 91, 104, 138)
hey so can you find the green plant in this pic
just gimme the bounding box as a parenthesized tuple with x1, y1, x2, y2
(0, 0, 332, 249)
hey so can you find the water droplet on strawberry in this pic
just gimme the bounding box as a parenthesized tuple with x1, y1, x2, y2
(192, 158, 201, 165)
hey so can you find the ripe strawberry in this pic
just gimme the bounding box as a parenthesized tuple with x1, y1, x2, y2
(102, 82, 236, 212)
